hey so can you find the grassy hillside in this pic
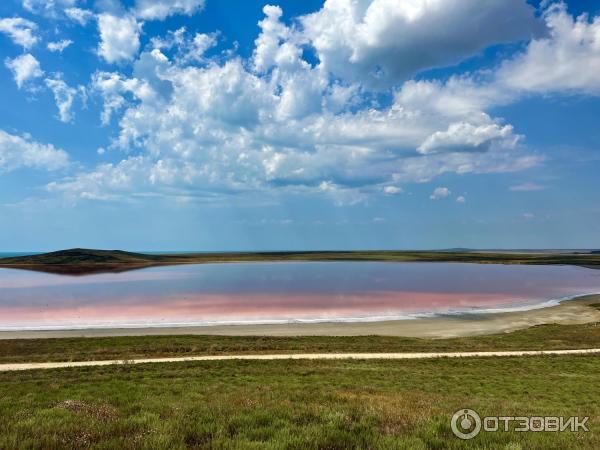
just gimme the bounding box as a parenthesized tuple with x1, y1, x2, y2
(0, 320, 598, 364)
(0, 355, 597, 449)
(2, 248, 600, 274)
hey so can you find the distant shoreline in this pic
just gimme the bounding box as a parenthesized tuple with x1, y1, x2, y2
(1, 248, 600, 275)
(1, 295, 598, 340)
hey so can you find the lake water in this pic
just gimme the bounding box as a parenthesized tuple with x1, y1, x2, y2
(0, 262, 600, 330)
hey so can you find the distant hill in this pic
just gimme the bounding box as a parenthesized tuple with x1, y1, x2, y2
(0, 248, 165, 265)
(0, 248, 170, 275)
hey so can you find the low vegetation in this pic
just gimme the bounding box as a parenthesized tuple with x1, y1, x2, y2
(0, 356, 597, 448)
(0, 320, 599, 364)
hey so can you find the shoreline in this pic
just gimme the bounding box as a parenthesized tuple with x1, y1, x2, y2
(2, 248, 599, 276)
(1, 295, 598, 340)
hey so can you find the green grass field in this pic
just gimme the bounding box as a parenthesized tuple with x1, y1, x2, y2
(0, 321, 599, 364)
(0, 319, 599, 448)
(0, 356, 597, 449)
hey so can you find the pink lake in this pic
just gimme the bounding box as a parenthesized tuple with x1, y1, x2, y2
(0, 262, 599, 330)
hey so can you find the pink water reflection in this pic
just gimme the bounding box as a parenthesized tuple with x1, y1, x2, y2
(1, 262, 599, 330)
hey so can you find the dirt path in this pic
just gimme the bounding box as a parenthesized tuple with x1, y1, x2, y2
(1, 348, 599, 372)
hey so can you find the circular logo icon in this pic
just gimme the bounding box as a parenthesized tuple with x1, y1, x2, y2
(451, 409, 481, 440)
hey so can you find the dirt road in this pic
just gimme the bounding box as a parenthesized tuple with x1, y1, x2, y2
(1, 348, 599, 372)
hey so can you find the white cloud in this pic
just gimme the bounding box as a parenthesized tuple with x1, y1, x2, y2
(253, 5, 290, 72)
(456, 195, 466, 203)
(0, 129, 69, 172)
(91, 67, 163, 125)
(497, 3, 600, 95)
(47, 39, 73, 53)
(46, 155, 205, 201)
(47, 157, 140, 200)
(151, 27, 218, 64)
(50, 3, 566, 203)
(418, 122, 519, 155)
(383, 186, 402, 195)
(45, 77, 83, 123)
(97, 14, 141, 64)
(6, 1, 597, 209)
(317, 181, 366, 205)
(22, 0, 78, 17)
(65, 7, 94, 25)
(5, 53, 43, 89)
(430, 187, 451, 200)
(54, 40, 537, 202)
(510, 182, 546, 191)
(186, 33, 218, 62)
(0, 17, 39, 49)
(135, 0, 205, 20)
(394, 77, 510, 120)
(301, 0, 540, 87)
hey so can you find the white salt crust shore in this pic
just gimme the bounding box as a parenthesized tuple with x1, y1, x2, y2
(0, 295, 598, 339)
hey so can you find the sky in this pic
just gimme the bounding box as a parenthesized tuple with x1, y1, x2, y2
(0, 0, 599, 252)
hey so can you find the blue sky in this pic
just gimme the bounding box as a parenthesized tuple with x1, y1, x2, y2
(0, 0, 599, 251)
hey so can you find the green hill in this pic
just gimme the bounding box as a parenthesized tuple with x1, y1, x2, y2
(0, 248, 170, 274)
(0, 248, 165, 265)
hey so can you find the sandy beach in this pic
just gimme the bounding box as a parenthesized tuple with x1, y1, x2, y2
(1, 295, 598, 340)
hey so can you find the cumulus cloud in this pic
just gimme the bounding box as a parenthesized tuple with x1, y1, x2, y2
(253, 5, 290, 72)
(135, 0, 205, 20)
(22, 0, 78, 17)
(47, 157, 143, 200)
(388, 3, 600, 116)
(5, 53, 43, 89)
(45, 77, 84, 123)
(456, 195, 466, 203)
(383, 186, 402, 195)
(46, 155, 207, 201)
(0, 17, 39, 49)
(50, 5, 538, 203)
(187, 33, 218, 60)
(151, 27, 218, 64)
(0, 129, 69, 172)
(418, 122, 519, 154)
(47, 39, 73, 53)
(430, 187, 451, 200)
(48, 2, 600, 204)
(97, 14, 141, 64)
(497, 3, 600, 95)
(65, 7, 94, 25)
(91, 69, 157, 125)
(301, 0, 541, 87)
